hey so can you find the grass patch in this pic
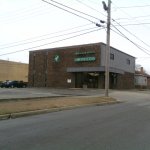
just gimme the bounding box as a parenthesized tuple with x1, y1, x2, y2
(0, 96, 117, 115)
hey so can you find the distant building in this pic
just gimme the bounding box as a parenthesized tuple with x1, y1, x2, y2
(0, 60, 28, 82)
(135, 67, 150, 89)
(28, 42, 135, 89)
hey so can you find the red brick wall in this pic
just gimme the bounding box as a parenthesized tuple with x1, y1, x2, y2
(29, 44, 100, 88)
(28, 51, 48, 87)
(117, 72, 134, 89)
(28, 43, 135, 89)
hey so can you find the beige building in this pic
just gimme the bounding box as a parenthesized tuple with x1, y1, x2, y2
(0, 60, 28, 82)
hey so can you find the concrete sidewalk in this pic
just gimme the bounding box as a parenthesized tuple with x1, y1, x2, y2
(0, 88, 106, 100)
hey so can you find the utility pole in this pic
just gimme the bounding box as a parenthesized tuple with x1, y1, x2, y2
(102, 0, 111, 97)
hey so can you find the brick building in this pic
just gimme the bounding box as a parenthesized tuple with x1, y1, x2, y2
(28, 43, 135, 89)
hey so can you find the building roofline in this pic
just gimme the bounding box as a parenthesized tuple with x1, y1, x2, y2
(30, 42, 135, 58)
(0, 59, 28, 65)
(100, 43, 135, 58)
(30, 42, 101, 52)
(135, 73, 150, 77)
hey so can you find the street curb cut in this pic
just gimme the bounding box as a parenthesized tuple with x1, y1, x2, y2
(0, 101, 121, 120)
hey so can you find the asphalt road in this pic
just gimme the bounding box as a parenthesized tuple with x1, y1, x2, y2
(0, 91, 150, 150)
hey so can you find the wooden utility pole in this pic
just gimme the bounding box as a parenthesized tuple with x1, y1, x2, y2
(103, 0, 111, 97)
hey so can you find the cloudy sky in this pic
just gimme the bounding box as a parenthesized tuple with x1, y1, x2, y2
(0, 0, 150, 73)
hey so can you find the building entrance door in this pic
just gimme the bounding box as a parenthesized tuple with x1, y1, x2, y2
(75, 72, 99, 88)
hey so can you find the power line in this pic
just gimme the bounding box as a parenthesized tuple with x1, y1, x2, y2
(115, 14, 150, 20)
(0, 4, 50, 23)
(111, 27, 150, 56)
(115, 20, 150, 25)
(75, 0, 106, 17)
(111, 24, 150, 56)
(112, 19, 150, 49)
(0, 0, 105, 55)
(119, 22, 150, 26)
(0, 3, 42, 18)
(41, 0, 103, 25)
(0, 0, 103, 25)
(116, 4, 150, 9)
(113, 16, 150, 25)
(86, 0, 100, 5)
(111, 26, 150, 55)
(48, 0, 101, 20)
(112, 2, 134, 18)
(0, 27, 98, 50)
(0, 23, 93, 48)
(112, 2, 150, 30)
(0, 28, 103, 56)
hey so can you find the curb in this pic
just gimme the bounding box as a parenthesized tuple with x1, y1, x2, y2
(0, 114, 10, 120)
(0, 100, 121, 120)
(0, 96, 67, 103)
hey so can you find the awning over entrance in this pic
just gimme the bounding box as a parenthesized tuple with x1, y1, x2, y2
(67, 67, 124, 74)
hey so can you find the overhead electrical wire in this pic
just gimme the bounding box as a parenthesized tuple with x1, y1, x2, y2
(0, 3, 42, 18)
(0, 26, 99, 50)
(113, 18, 150, 26)
(74, 1, 150, 26)
(86, 0, 100, 5)
(0, 28, 104, 56)
(46, 0, 100, 20)
(115, 21, 150, 26)
(42, 0, 150, 58)
(41, 0, 103, 25)
(116, 4, 150, 9)
(112, 19, 150, 49)
(119, 22, 150, 26)
(111, 3, 150, 54)
(0, 0, 105, 56)
(0, 23, 93, 48)
(112, 2, 150, 30)
(115, 14, 150, 20)
(111, 25, 150, 55)
(112, 2, 133, 18)
(75, 0, 106, 17)
(111, 24, 150, 56)
(0, 4, 51, 23)
(1, 0, 150, 63)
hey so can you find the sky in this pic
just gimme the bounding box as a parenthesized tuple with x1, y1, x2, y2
(0, 0, 150, 73)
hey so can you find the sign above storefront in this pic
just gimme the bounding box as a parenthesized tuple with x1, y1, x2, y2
(75, 51, 95, 55)
(74, 50, 96, 62)
(74, 57, 96, 62)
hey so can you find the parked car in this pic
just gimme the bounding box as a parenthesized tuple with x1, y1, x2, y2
(4, 80, 27, 88)
(18, 81, 27, 88)
(0, 80, 9, 88)
(5, 81, 18, 88)
(0, 81, 3, 87)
